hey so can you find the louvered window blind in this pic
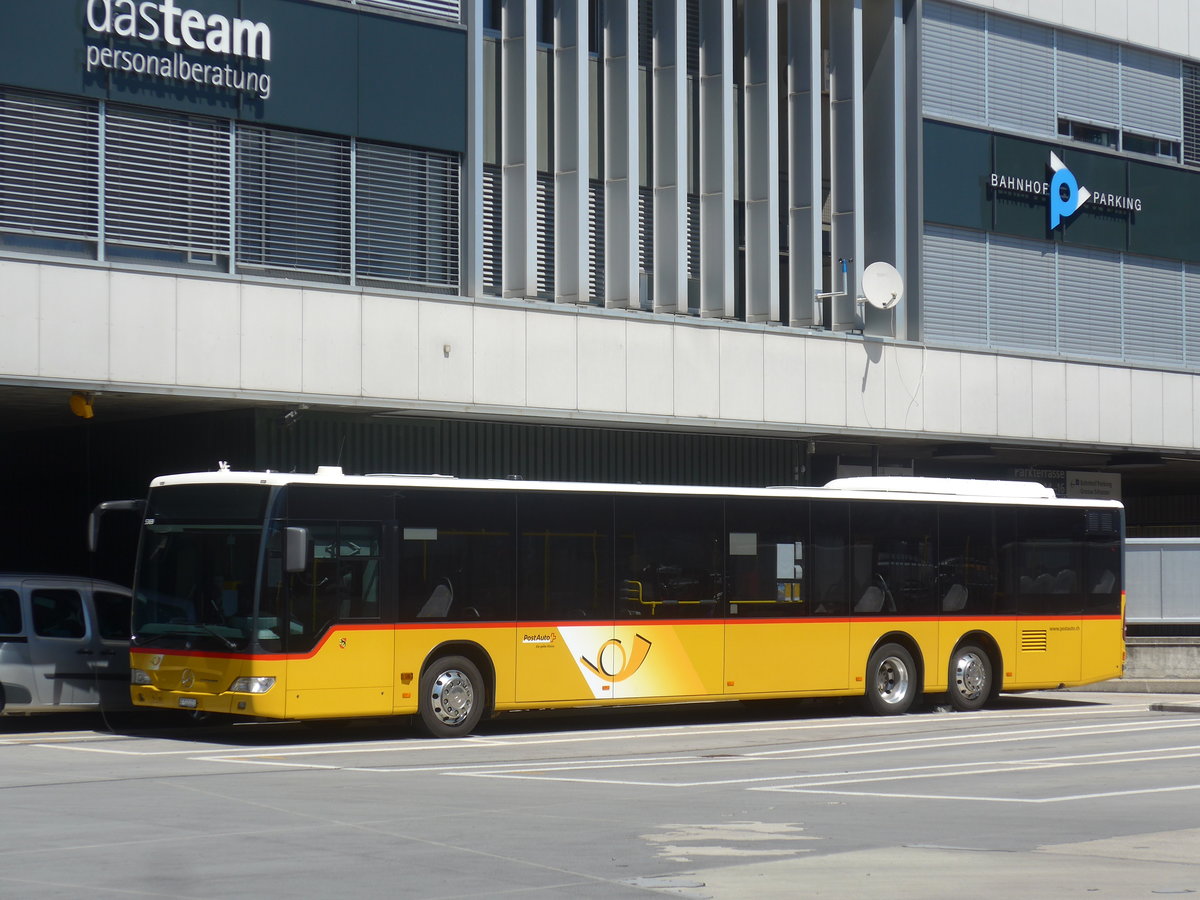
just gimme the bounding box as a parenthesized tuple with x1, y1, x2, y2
(357, 140, 459, 289)
(235, 125, 352, 278)
(0, 90, 99, 241)
(536, 173, 554, 296)
(345, 0, 460, 22)
(589, 180, 604, 301)
(482, 164, 503, 294)
(105, 104, 231, 256)
(0, 87, 461, 289)
(1186, 64, 1200, 166)
(638, 187, 654, 276)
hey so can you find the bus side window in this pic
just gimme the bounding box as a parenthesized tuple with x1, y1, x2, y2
(810, 501, 849, 617)
(614, 495, 723, 618)
(936, 504, 999, 616)
(517, 492, 613, 621)
(724, 497, 809, 618)
(398, 490, 516, 623)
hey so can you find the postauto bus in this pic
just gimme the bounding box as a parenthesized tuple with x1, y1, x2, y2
(125, 466, 1124, 736)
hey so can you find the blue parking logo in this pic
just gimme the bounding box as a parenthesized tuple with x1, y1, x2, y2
(1049, 151, 1091, 230)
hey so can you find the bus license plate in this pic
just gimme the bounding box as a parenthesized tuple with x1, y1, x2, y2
(179, 698, 198, 709)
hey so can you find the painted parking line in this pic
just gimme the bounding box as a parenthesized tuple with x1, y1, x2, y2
(191, 719, 1200, 787)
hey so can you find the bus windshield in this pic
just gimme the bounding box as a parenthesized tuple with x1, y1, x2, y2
(131, 484, 270, 651)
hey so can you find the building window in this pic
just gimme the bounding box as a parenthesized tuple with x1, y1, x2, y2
(1121, 131, 1180, 161)
(1057, 118, 1118, 150)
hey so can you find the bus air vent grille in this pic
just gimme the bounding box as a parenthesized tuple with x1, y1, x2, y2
(1020, 630, 1049, 652)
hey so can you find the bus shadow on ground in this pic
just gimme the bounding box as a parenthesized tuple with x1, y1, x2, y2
(0, 691, 1113, 746)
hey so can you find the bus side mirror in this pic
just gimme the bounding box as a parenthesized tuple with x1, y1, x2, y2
(88, 499, 146, 553)
(285, 527, 310, 573)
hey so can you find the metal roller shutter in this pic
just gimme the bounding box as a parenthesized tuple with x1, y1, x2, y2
(921, 225, 988, 346)
(988, 233, 1056, 354)
(1124, 256, 1184, 365)
(987, 16, 1055, 137)
(921, 1, 986, 124)
(1058, 246, 1122, 360)
(1057, 33, 1120, 130)
(1121, 47, 1182, 140)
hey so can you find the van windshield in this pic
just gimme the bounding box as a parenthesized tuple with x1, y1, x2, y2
(131, 484, 270, 651)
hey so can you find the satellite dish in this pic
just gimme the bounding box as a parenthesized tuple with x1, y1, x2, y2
(861, 261, 904, 311)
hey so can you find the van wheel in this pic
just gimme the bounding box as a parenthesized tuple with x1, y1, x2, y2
(947, 644, 993, 712)
(418, 656, 485, 738)
(863, 643, 917, 716)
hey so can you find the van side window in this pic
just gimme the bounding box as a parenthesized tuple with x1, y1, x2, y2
(94, 591, 132, 641)
(0, 589, 20, 635)
(32, 589, 86, 639)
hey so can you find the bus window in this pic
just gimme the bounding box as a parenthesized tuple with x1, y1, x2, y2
(725, 498, 808, 618)
(615, 495, 723, 618)
(398, 490, 515, 623)
(1014, 508, 1084, 616)
(809, 502, 849, 617)
(1084, 510, 1121, 617)
(517, 492, 613, 620)
(936, 505, 999, 616)
(851, 502, 937, 617)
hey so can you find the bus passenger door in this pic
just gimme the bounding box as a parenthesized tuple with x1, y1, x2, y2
(608, 495, 726, 702)
(723, 500, 850, 695)
(284, 521, 392, 717)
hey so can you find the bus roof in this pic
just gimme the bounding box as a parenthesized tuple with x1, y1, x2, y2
(147, 467, 1123, 509)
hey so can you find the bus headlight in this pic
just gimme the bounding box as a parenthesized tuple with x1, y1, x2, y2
(131, 669, 152, 685)
(229, 676, 277, 694)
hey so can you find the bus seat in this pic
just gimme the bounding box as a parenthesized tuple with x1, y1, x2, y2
(1091, 570, 1115, 593)
(942, 583, 967, 612)
(417, 580, 453, 618)
(854, 585, 884, 613)
(1052, 569, 1076, 594)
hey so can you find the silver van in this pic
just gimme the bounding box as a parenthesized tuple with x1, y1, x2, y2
(0, 575, 131, 714)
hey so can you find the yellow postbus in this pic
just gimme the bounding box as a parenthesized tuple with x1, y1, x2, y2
(125, 467, 1125, 736)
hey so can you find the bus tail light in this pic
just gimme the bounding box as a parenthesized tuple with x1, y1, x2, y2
(230, 676, 277, 694)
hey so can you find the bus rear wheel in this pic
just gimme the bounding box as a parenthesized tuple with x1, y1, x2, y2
(863, 643, 917, 716)
(947, 644, 993, 712)
(418, 655, 485, 738)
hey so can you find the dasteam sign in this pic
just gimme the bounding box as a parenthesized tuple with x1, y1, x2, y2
(84, 0, 273, 99)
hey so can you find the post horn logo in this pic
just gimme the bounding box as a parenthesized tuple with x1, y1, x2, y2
(580, 634, 652, 682)
(1049, 151, 1091, 230)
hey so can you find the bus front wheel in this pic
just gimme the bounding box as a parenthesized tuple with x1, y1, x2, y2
(947, 644, 993, 712)
(418, 655, 485, 738)
(863, 643, 917, 716)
